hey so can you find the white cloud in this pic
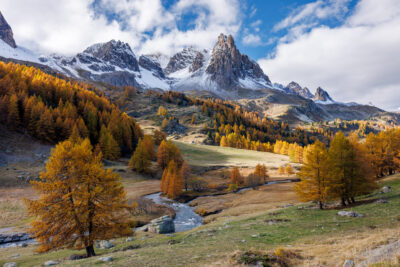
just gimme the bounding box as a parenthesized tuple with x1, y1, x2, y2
(259, 0, 400, 110)
(274, 0, 350, 31)
(0, 0, 241, 56)
(242, 33, 261, 46)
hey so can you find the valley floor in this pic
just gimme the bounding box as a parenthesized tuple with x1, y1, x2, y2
(1, 173, 400, 266)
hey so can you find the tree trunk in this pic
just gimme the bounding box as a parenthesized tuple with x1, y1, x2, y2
(319, 201, 323, 210)
(86, 245, 96, 257)
(341, 198, 346, 207)
(351, 197, 355, 203)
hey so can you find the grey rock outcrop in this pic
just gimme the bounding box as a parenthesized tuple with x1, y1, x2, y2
(381, 186, 391, 193)
(3, 263, 17, 267)
(0, 12, 16, 48)
(148, 215, 175, 234)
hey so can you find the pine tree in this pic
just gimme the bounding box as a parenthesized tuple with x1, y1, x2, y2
(180, 161, 191, 191)
(99, 126, 121, 160)
(254, 163, 268, 183)
(142, 135, 155, 160)
(25, 139, 132, 257)
(167, 160, 183, 199)
(129, 138, 151, 173)
(220, 136, 228, 147)
(191, 114, 196, 124)
(7, 94, 20, 130)
(285, 164, 294, 175)
(294, 140, 329, 209)
(162, 118, 168, 129)
(230, 166, 243, 185)
(157, 140, 170, 169)
(278, 165, 285, 175)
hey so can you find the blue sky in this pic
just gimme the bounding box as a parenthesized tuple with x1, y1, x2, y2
(1, 0, 400, 109)
(89, 0, 359, 60)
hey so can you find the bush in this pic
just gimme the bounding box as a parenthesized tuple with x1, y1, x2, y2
(188, 176, 208, 192)
(245, 174, 263, 188)
(227, 183, 238, 192)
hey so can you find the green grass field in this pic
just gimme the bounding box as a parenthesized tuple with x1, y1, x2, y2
(175, 141, 290, 168)
(2, 175, 399, 266)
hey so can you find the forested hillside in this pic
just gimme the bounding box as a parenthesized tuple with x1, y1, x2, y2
(0, 61, 142, 159)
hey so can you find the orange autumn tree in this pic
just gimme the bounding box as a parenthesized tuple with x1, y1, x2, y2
(294, 140, 329, 209)
(160, 160, 183, 199)
(25, 138, 133, 257)
(254, 163, 269, 183)
(230, 166, 243, 185)
(156, 140, 183, 170)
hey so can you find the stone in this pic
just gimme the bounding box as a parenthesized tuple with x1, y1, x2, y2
(126, 237, 134, 242)
(65, 254, 86, 261)
(251, 234, 259, 238)
(135, 225, 148, 232)
(337, 211, 363, 217)
(343, 259, 355, 267)
(148, 215, 175, 234)
(96, 240, 114, 249)
(241, 240, 246, 243)
(3, 263, 17, 267)
(10, 254, 19, 259)
(19, 242, 28, 247)
(375, 198, 388, 204)
(98, 256, 113, 262)
(381, 186, 391, 193)
(44, 260, 59, 266)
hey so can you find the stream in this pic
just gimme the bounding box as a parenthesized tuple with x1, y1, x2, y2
(145, 193, 203, 232)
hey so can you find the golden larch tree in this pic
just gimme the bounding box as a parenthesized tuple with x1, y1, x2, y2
(25, 139, 133, 257)
(230, 166, 243, 185)
(294, 140, 329, 209)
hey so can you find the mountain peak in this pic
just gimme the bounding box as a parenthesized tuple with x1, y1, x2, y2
(206, 33, 271, 90)
(313, 87, 334, 102)
(83, 40, 139, 72)
(284, 81, 313, 99)
(0, 12, 16, 48)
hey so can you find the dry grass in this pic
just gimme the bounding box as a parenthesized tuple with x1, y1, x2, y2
(0, 187, 36, 230)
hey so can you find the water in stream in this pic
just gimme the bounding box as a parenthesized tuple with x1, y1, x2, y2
(145, 193, 203, 232)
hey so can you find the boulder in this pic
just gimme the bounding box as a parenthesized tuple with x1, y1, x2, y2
(98, 256, 113, 262)
(381, 186, 391, 193)
(44, 260, 59, 266)
(338, 211, 363, 217)
(148, 215, 175, 234)
(375, 198, 388, 204)
(3, 263, 17, 267)
(126, 237, 134, 242)
(96, 240, 114, 249)
(343, 259, 355, 267)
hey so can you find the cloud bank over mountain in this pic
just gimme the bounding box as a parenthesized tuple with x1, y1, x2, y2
(259, 0, 400, 110)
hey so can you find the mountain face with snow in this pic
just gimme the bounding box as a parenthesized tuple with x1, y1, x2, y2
(0, 15, 390, 124)
(0, 12, 16, 48)
(313, 87, 334, 103)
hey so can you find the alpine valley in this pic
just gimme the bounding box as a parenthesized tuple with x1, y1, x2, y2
(0, 11, 397, 125)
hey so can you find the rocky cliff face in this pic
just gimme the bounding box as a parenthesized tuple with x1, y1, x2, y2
(164, 47, 198, 74)
(313, 87, 334, 102)
(139, 55, 165, 79)
(0, 12, 16, 48)
(206, 34, 271, 90)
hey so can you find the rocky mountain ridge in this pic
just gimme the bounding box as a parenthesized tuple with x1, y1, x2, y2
(0, 11, 390, 124)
